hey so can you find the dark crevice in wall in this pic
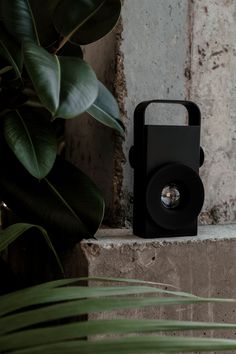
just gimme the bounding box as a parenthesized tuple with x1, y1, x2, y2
(185, 0, 194, 100)
(106, 16, 128, 227)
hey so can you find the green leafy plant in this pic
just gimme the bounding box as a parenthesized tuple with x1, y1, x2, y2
(0, 0, 123, 244)
(0, 222, 65, 294)
(1, 277, 236, 353)
(1, 230, 236, 353)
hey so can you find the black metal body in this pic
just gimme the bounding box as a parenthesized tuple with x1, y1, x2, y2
(129, 100, 205, 238)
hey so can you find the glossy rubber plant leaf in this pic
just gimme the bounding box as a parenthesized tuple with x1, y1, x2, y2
(0, 24, 23, 79)
(53, 0, 121, 46)
(87, 81, 124, 135)
(0, 223, 63, 274)
(23, 41, 98, 118)
(57, 41, 83, 58)
(0, 152, 104, 243)
(0, 0, 39, 44)
(0, 41, 21, 79)
(28, 0, 60, 47)
(3, 110, 57, 179)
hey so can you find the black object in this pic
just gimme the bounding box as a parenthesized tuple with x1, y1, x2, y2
(129, 100, 205, 238)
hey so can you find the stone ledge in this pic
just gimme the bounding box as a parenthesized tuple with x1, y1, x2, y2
(76, 224, 236, 349)
(79, 225, 236, 291)
(85, 224, 236, 245)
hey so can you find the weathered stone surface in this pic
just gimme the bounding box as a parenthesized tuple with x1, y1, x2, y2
(78, 225, 236, 351)
(121, 0, 190, 224)
(121, 0, 236, 225)
(65, 29, 123, 225)
(190, 0, 236, 224)
(65, 1, 236, 227)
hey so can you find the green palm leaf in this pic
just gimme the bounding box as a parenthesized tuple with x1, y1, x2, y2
(2, 319, 236, 352)
(1, 277, 236, 353)
(6, 336, 236, 354)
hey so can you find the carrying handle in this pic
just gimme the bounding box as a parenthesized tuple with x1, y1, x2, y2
(130, 100, 201, 169)
(134, 99, 201, 129)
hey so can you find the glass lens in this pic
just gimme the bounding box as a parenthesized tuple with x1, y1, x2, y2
(161, 184, 180, 209)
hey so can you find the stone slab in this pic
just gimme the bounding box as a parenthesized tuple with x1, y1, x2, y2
(77, 225, 236, 351)
(93, 224, 236, 243)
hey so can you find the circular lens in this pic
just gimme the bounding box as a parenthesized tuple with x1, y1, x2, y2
(161, 184, 180, 209)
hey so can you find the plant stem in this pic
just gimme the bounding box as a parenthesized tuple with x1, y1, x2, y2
(0, 66, 12, 75)
(54, 0, 105, 54)
(24, 100, 44, 108)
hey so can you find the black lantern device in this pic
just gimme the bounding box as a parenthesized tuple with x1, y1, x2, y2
(129, 100, 205, 238)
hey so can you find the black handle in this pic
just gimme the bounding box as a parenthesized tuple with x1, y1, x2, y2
(130, 100, 201, 170)
(133, 100, 201, 128)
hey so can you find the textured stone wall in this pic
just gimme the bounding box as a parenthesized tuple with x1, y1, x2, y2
(121, 0, 236, 226)
(76, 225, 236, 354)
(121, 0, 190, 225)
(190, 0, 236, 224)
(65, 0, 236, 226)
(65, 30, 121, 225)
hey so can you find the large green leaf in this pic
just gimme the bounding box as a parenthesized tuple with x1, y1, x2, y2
(87, 81, 124, 135)
(5, 336, 236, 354)
(57, 56, 97, 117)
(0, 223, 63, 274)
(3, 319, 236, 352)
(23, 41, 98, 118)
(0, 153, 104, 243)
(3, 110, 57, 179)
(1, 296, 232, 335)
(0, 41, 21, 79)
(0, 282, 206, 318)
(0, 278, 233, 335)
(1, 277, 236, 353)
(0, 24, 23, 79)
(28, 0, 60, 47)
(0, 0, 39, 44)
(53, 0, 121, 46)
(57, 41, 83, 58)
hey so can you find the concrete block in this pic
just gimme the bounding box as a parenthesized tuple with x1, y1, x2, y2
(76, 225, 236, 350)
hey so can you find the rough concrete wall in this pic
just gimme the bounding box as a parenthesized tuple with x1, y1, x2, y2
(121, 0, 236, 226)
(189, 0, 236, 224)
(65, 0, 236, 226)
(121, 0, 191, 225)
(65, 30, 120, 224)
(79, 225, 236, 354)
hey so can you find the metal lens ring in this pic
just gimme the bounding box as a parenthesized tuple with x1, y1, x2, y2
(146, 163, 204, 230)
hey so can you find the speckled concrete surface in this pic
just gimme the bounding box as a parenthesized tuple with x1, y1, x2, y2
(190, 0, 236, 224)
(92, 224, 236, 243)
(77, 225, 236, 351)
(81, 224, 236, 301)
(121, 0, 236, 226)
(65, 1, 236, 227)
(121, 0, 190, 225)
